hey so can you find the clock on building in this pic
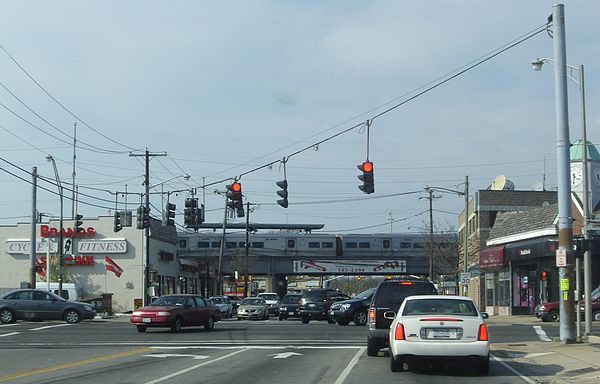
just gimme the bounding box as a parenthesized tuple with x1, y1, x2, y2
(592, 166, 600, 187)
(570, 165, 583, 187)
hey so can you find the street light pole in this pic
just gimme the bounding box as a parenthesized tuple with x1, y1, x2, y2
(46, 156, 64, 297)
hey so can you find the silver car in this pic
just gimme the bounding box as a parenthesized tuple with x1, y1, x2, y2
(237, 297, 269, 320)
(0, 289, 96, 324)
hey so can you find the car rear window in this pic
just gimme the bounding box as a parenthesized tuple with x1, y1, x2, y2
(402, 299, 478, 316)
(258, 294, 278, 300)
(282, 295, 301, 304)
(375, 282, 437, 307)
(303, 291, 326, 301)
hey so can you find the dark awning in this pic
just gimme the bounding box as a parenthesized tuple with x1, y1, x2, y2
(480, 245, 506, 270)
(505, 237, 557, 262)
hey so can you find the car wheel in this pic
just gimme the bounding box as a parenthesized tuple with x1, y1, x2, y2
(171, 317, 183, 333)
(237, 317, 242, 321)
(337, 319, 350, 326)
(136, 325, 147, 333)
(278, 315, 283, 321)
(548, 310, 560, 322)
(367, 337, 380, 357)
(593, 310, 600, 321)
(390, 354, 404, 372)
(477, 356, 490, 374)
(204, 316, 215, 330)
(301, 315, 310, 324)
(0, 309, 16, 324)
(327, 316, 335, 324)
(64, 309, 81, 324)
(353, 310, 368, 326)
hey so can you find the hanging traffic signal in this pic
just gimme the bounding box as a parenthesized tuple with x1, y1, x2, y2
(276, 180, 288, 208)
(184, 198, 197, 227)
(113, 211, 123, 232)
(358, 161, 375, 194)
(163, 202, 176, 227)
(137, 206, 150, 229)
(75, 214, 84, 233)
(541, 270, 549, 281)
(226, 182, 244, 217)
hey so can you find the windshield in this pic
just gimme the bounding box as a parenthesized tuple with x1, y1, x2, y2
(592, 285, 600, 300)
(152, 296, 186, 306)
(258, 294, 278, 300)
(402, 299, 478, 317)
(355, 288, 375, 300)
(282, 295, 301, 304)
(241, 298, 265, 306)
(210, 297, 226, 304)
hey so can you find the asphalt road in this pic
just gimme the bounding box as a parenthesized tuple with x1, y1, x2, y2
(0, 316, 589, 384)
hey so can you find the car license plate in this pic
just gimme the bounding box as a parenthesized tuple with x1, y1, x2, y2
(143, 318, 151, 323)
(289, 312, 294, 316)
(423, 328, 460, 339)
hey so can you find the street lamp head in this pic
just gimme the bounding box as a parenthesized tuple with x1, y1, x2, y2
(531, 58, 545, 71)
(183, 174, 190, 181)
(46, 155, 53, 162)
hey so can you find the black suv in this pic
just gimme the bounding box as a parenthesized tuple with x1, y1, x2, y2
(367, 279, 437, 356)
(277, 293, 302, 321)
(299, 289, 350, 324)
(329, 287, 376, 326)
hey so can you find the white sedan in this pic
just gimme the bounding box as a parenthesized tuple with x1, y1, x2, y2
(387, 295, 490, 374)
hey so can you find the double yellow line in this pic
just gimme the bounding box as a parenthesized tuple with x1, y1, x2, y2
(0, 347, 152, 382)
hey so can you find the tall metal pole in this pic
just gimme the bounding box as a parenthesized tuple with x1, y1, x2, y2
(552, 3, 576, 343)
(428, 189, 434, 282)
(71, 122, 77, 219)
(578, 64, 592, 336)
(144, 149, 150, 306)
(463, 175, 469, 295)
(29, 167, 37, 289)
(217, 196, 228, 296)
(244, 201, 250, 297)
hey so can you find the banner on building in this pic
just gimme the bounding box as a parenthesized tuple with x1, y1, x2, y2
(293, 259, 406, 274)
(105, 256, 123, 278)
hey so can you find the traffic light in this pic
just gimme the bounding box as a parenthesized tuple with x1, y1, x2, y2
(276, 179, 288, 208)
(75, 214, 84, 233)
(113, 211, 122, 232)
(137, 206, 150, 229)
(541, 270, 549, 281)
(184, 198, 197, 227)
(226, 181, 244, 217)
(162, 202, 176, 227)
(358, 161, 374, 194)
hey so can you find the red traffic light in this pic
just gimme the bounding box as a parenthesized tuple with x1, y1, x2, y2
(231, 182, 241, 192)
(541, 271, 548, 281)
(362, 161, 373, 173)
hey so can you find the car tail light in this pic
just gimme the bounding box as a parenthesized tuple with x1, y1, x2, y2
(394, 323, 405, 340)
(478, 323, 489, 341)
(368, 308, 376, 324)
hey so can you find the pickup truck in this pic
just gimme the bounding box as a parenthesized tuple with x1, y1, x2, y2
(534, 285, 600, 322)
(130, 294, 221, 332)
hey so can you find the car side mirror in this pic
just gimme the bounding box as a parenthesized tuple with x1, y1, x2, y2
(383, 311, 396, 320)
(481, 312, 489, 319)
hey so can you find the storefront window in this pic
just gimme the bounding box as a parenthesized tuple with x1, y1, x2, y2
(485, 273, 495, 306)
(498, 271, 510, 306)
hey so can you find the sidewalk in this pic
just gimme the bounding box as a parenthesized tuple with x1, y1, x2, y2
(488, 315, 600, 383)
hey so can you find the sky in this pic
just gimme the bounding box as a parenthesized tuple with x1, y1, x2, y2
(0, 0, 599, 236)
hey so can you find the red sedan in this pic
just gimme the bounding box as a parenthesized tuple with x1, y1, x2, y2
(130, 294, 221, 333)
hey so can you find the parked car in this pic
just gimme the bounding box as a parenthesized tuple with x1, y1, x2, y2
(388, 295, 490, 374)
(277, 293, 302, 321)
(257, 292, 280, 315)
(535, 285, 600, 322)
(299, 289, 350, 324)
(227, 295, 241, 312)
(0, 289, 96, 324)
(209, 296, 234, 318)
(367, 278, 437, 356)
(329, 287, 376, 326)
(130, 294, 221, 333)
(237, 297, 269, 320)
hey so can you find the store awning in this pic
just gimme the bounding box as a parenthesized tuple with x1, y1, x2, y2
(179, 258, 198, 267)
(479, 245, 506, 270)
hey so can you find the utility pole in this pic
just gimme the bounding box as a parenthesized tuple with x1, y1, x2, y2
(463, 175, 469, 296)
(422, 188, 440, 282)
(552, 4, 576, 343)
(244, 201, 250, 297)
(71, 122, 77, 219)
(218, 196, 228, 296)
(29, 167, 37, 289)
(129, 149, 167, 306)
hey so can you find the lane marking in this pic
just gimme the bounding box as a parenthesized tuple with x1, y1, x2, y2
(144, 348, 247, 384)
(0, 347, 152, 383)
(490, 353, 537, 384)
(143, 354, 210, 360)
(0, 324, 19, 328)
(533, 325, 552, 342)
(334, 347, 365, 384)
(0, 332, 20, 338)
(268, 352, 302, 359)
(30, 324, 72, 331)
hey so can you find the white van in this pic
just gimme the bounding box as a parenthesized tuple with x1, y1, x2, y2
(37, 282, 78, 301)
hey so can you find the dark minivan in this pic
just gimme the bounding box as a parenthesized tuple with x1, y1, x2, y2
(367, 279, 437, 356)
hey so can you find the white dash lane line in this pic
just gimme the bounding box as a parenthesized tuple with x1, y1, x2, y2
(533, 325, 552, 342)
(30, 324, 72, 331)
(0, 332, 20, 338)
(491, 353, 537, 384)
(334, 347, 365, 384)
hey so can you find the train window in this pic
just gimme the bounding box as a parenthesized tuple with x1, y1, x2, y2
(252, 242, 264, 248)
(413, 243, 425, 248)
(346, 242, 357, 249)
(322, 242, 334, 248)
(382, 239, 391, 249)
(238, 242, 246, 248)
(226, 242, 237, 248)
(179, 239, 188, 248)
(308, 242, 320, 248)
(400, 242, 412, 248)
(287, 239, 296, 248)
(197, 241, 210, 248)
(358, 242, 370, 249)
(211, 241, 221, 248)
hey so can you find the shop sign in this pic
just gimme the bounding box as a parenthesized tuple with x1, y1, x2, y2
(479, 246, 506, 270)
(293, 260, 407, 273)
(40, 225, 95, 238)
(5, 240, 58, 255)
(77, 240, 127, 254)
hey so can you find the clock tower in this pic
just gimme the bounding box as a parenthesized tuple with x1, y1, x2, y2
(570, 139, 600, 211)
